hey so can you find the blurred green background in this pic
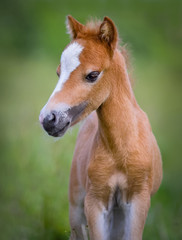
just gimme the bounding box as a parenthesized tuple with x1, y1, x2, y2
(0, 0, 182, 239)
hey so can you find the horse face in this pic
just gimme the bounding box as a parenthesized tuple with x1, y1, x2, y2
(39, 39, 111, 137)
(39, 16, 118, 137)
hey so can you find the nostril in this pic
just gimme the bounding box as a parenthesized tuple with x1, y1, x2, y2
(42, 112, 58, 132)
(48, 112, 56, 123)
(67, 121, 71, 126)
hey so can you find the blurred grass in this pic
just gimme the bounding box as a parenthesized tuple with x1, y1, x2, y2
(0, 0, 182, 239)
(0, 55, 79, 240)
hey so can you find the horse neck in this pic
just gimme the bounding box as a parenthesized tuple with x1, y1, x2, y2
(97, 50, 138, 155)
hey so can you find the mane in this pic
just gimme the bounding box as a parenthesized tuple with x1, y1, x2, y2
(85, 18, 102, 36)
(120, 44, 134, 85)
(75, 18, 102, 40)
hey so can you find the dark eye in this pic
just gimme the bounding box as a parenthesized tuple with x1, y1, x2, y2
(85, 71, 100, 83)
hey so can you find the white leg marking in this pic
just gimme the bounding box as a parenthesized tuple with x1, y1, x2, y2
(81, 224, 89, 240)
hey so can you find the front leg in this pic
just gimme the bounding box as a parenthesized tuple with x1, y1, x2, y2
(124, 190, 151, 240)
(69, 203, 88, 240)
(84, 192, 110, 240)
(69, 173, 88, 240)
(84, 189, 150, 240)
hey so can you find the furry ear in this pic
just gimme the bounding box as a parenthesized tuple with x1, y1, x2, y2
(99, 17, 118, 52)
(66, 15, 84, 39)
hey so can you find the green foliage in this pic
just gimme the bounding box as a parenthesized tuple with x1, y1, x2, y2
(0, 0, 182, 239)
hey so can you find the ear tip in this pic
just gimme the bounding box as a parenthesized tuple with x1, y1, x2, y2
(66, 15, 72, 21)
(103, 16, 109, 21)
(103, 16, 112, 23)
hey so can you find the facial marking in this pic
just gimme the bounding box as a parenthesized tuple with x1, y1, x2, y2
(51, 42, 84, 97)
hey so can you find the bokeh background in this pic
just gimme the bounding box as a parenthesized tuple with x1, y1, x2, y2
(0, 0, 182, 239)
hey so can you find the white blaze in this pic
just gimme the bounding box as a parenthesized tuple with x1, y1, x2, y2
(51, 42, 84, 97)
(40, 42, 84, 120)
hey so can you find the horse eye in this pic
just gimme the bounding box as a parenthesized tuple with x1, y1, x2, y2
(85, 71, 100, 83)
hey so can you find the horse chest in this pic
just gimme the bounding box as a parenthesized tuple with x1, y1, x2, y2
(87, 148, 151, 203)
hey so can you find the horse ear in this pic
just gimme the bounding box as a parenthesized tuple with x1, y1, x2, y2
(66, 15, 84, 39)
(99, 17, 118, 52)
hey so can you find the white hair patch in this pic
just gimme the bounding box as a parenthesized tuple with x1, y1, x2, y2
(50, 42, 84, 97)
(40, 42, 83, 119)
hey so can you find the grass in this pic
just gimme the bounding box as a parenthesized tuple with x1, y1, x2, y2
(0, 0, 182, 238)
(0, 55, 77, 240)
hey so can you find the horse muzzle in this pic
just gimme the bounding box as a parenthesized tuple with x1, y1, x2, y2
(39, 101, 88, 137)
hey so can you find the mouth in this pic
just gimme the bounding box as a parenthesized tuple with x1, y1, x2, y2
(69, 101, 88, 125)
(47, 121, 70, 137)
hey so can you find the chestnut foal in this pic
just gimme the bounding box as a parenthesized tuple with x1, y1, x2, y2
(39, 16, 162, 240)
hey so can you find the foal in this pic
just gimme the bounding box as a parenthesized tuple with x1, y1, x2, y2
(39, 16, 162, 240)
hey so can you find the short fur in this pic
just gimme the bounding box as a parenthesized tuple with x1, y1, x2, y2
(40, 16, 162, 240)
